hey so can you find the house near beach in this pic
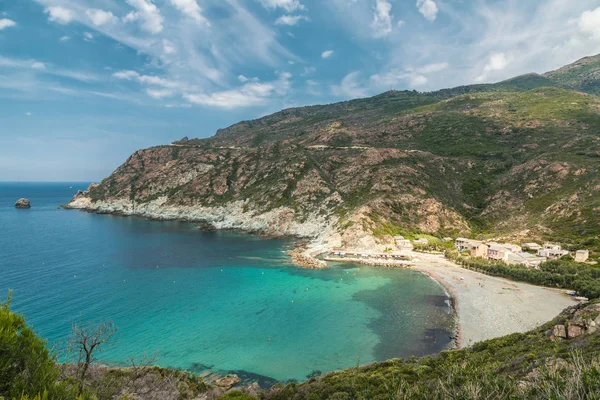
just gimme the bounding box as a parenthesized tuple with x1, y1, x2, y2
(394, 236, 413, 250)
(506, 252, 547, 268)
(575, 250, 590, 263)
(522, 242, 542, 251)
(455, 238, 489, 258)
(413, 238, 429, 245)
(487, 242, 523, 261)
(538, 244, 570, 259)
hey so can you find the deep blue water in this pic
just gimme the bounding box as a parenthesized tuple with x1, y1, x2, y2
(0, 182, 453, 383)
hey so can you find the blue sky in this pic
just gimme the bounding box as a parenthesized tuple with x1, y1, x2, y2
(2, 0, 600, 181)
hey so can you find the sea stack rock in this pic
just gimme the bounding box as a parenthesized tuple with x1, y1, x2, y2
(15, 198, 31, 209)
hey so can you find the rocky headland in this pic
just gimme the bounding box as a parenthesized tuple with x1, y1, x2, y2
(65, 55, 600, 259)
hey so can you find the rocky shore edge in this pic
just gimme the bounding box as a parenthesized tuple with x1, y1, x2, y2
(413, 266, 462, 349)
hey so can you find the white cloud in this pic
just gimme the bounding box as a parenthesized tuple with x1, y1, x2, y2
(579, 7, 600, 40)
(397, 20, 405, 28)
(137, 75, 179, 88)
(409, 75, 428, 86)
(59, 35, 71, 42)
(301, 66, 316, 76)
(125, 0, 163, 34)
(112, 70, 140, 80)
(370, 62, 448, 88)
(419, 62, 449, 73)
(29, 0, 296, 110)
(86, 9, 116, 26)
(25, 112, 32, 116)
(475, 52, 509, 83)
(146, 88, 175, 99)
(371, 0, 393, 38)
(0, 56, 100, 83)
(238, 75, 259, 83)
(184, 72, 291, 108)
(44, 6, 75, 24)
(258, 0, 305, 12)
(275, 15, 309, 26)
(122, 12, 139, 23)
(331, 71, 368, 98)
(170, 0, 210, 26)
(321, 50, 334, 58)
(83, 32, 94, 41)
(416, 0, 438, 21)
(0, 19, 16, 30)
(162, 39, 176, 55)
(113, 70, 180, 89)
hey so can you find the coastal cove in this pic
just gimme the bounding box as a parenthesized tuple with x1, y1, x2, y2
(0, 182, 454, 384)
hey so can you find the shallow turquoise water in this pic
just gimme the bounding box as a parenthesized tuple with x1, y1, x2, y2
(0, 182, 453, 383)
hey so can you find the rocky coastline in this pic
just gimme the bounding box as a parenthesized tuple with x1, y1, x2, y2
(63, 194, 579, 352)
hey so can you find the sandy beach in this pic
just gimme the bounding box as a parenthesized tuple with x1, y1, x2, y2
(411, 252, 578, 348)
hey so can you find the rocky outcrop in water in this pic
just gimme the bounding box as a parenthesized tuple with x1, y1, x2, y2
(15, 198, 31, 209)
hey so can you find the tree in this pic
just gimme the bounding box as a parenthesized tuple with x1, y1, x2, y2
(0, 291, 67, 399)
(69, 320, 118, 396)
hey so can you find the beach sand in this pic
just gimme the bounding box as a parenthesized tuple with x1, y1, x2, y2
(411, 252, 578, 348)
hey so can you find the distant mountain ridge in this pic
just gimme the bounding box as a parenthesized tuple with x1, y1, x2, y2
(67, 54, 600, 252)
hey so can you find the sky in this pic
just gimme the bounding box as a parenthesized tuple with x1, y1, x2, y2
(1, 0, 600, 181)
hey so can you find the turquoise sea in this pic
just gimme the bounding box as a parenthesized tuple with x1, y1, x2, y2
(0, 182, 453, 384)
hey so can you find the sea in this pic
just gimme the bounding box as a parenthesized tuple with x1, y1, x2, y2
(0, 182, 453, 384)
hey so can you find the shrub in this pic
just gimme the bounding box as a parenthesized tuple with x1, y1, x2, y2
(0, 292, 75, 399)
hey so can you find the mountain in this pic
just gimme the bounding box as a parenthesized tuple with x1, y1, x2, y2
(544, 54, 600, 96)
(67, 55, 600, 252)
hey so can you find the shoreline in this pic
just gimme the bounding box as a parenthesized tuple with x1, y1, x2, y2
(414, 266, 462, 348)
(64, 205, 578, 349)
(409, 252, 578, 348)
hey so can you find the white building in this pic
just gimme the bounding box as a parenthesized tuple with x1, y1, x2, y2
(487, 242, 522, 261)
(506, 252, 547, 268)
(394, 236, 413, 250)
(455, 238, 489, 258)
(575, 250, 590, 263)
(538, 244, 569, 259)
(522, 243, 542, 251)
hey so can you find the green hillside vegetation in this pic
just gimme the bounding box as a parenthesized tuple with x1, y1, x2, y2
(544, 54, 600, 96)
(74, 55, 600, 254)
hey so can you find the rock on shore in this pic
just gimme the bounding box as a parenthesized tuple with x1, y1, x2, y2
(286, 250, 327, 269)
(15, 198, 31, 209)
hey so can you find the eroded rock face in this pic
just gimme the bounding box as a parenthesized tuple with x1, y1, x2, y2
(550, 325, 567, 341)
(549, 302, 600, 341)
(15, 198, 31, 209)
(567, 324, 584, 338)
(213, 374, 240, 389)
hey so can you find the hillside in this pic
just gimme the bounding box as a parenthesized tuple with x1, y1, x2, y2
(544, 54, 600, 96)
(66, 55, 600, 251)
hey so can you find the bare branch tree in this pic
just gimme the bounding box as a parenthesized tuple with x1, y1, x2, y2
(69, 320, 118, 396)
(127, 352, 159, 393)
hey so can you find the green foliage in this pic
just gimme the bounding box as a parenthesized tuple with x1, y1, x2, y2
(217, 390, 258, 400)
(0, 292, 76, 400)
